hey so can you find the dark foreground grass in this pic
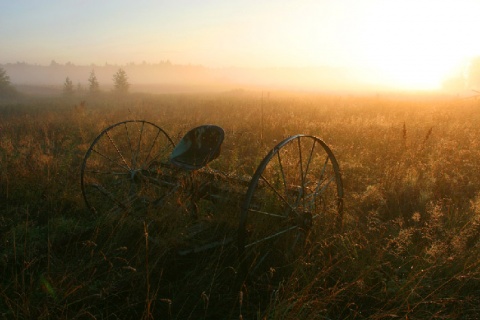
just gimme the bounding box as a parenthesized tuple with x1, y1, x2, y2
(1, 92, 480, 319)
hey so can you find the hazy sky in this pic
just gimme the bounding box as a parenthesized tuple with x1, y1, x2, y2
(2, 0, 480, 89)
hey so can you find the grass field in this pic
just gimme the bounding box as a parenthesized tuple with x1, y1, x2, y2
(1, 91, 480, 319)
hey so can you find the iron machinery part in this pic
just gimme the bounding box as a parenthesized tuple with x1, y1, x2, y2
(238, 134, 344, 279)
(169, 125, 225, 171)
(81, 120, 182, 215)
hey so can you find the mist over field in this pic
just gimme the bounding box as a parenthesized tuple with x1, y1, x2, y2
(2, 59, 476, 95)
(0, 61, 371, 93)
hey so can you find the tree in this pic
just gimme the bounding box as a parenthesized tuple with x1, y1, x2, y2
(63, 76, 74, 96)
(0, 67, 17, 97)
(76, 82, 84, 94)
(88, 70, 100, 94)
(112, 68, 130, 94)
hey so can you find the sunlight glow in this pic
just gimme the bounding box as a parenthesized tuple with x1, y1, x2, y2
(2, 0, 480, 91)
(351, 0, 480, 89)
(277, 0, 480, 90)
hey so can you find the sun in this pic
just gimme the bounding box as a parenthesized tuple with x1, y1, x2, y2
(352, 0, 480, 90)
(270, 0, 480, 91)
(359, 39, 463, 90)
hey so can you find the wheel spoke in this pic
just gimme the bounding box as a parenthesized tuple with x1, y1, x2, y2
(303, 139, 316, 183)
(303, 174, 335, 205)
(143, 128, 162, 167)
(260, 174, 297, 215)
(297, 137, 306, 209)
(85, 170, 129, 176)
(276, 151, 288, 197)
(301, 140, 317, 207)
(123, 122, 134, 165)
(106, 130, 131, 170)
(247, 208, 289, 219)
(245, 225, 298, 248)
(91, 148, 130, 172)
(133, 121, 145, 168)
(147, 144, 177, 167)
(239, 135, 343, 278)
(87, 183, 133, 210)
(315, 174, 335, 196)
(81, 120, 176, 215)
(318, 154, 330, 184)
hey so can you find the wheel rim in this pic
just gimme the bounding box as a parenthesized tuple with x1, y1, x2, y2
(80, 120, 178, 215)
(239, 135, 343, 277)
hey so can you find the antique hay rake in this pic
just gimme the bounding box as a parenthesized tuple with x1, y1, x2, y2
(80, 120, 343, 275)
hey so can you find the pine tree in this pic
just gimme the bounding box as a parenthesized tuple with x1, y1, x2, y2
(112, 68, 130, 94)
(64, 77, 74, 96)
(0, 67, 17, 97)
(88, 70, 100, 94)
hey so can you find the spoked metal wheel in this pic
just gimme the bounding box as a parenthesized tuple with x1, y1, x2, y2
(238, 135, 343, 278)
(81, 120, 180, 216)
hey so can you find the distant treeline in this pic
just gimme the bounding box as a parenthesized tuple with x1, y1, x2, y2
(2, 57, 480, 94)
(0, 60, 381, 93)
(1, 61, 213, 89)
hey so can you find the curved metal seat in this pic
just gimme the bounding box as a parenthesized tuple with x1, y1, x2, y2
(169, 125, 224, 170)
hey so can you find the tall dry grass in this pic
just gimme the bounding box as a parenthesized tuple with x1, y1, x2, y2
(1, 91, 480, 318)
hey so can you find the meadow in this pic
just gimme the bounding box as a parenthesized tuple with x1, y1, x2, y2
(1, 90, 480, 319)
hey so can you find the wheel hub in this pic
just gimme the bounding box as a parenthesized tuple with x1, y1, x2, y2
(296, 210, 313, 231)
(130, 169, 143, 182)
